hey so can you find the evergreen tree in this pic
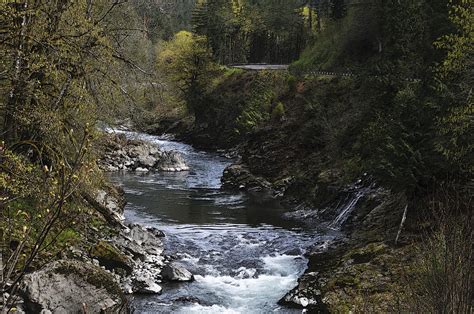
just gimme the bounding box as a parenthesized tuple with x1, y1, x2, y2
(191, 0, 308, 64)
(434, 0, 473, 177)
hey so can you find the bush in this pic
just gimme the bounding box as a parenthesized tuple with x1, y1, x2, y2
(407, 187, 473, 313)
(287, 75, 298, 94)
(271, 102, 285, 121)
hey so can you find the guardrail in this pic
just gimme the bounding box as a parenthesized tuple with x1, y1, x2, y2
(229, 64, 421, 82)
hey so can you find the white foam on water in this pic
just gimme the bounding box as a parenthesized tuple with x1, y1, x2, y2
(235, 266, 257, 279)
(235, 234, 262, 248)
(186, 272, 299, 313)
(179, 253, 200, 264)
(122, 187, 144, 195)
(262, 254, 304, 277)
(214, 194, 246, 206)
(177, 304, 241, 314)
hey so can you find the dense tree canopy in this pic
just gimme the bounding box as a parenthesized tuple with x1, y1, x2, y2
(192, 0, 308, 64)
(161, 0, 473, 196)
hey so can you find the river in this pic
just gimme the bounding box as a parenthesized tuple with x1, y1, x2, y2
(108, 131, 335, 313)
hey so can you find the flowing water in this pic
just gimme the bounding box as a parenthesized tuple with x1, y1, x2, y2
(108, 131, 336, 313)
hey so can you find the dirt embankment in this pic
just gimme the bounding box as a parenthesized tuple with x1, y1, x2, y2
(170, 75, 421, 312)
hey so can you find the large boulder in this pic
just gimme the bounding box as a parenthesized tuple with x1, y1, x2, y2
(22, 260, 126, 313)
(161, 263, 194, 282)
(123, 271, 163, 295)
(95, 187, 125, 218)
(221, 163, 272, 192)
(128, 143, 159, 168)
(82, 185, 126, 228)
(157, 151, 189, 172)
(112, 224, 165, 260)
(99, 133, 189, 172)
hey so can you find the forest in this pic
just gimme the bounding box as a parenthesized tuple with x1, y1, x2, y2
(0, 0, 472, 313)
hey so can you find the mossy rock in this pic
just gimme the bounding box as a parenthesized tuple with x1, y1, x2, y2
(347, 242, 387, 264)
(327, 273, 362, 289)
(55, 261, 124, 298)
(317, 169, 342, 184)
(90, 241, 133, 274)
(23, 260, 126, 313)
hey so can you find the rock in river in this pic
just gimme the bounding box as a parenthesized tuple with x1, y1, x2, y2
(161, 263, 194, 282)
(221, 163, 271, 192)
(99, 132, 189, 173)
(157, 150, 189, 172)
(110, 224, 166, 294)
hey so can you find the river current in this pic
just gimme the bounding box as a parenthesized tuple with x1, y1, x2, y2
(108, 131, 334, 313)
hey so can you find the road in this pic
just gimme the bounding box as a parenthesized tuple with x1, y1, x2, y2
(230, 65, 420, 82)
(230, 64, 289, 71)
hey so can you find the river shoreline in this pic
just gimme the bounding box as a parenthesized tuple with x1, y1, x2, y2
(11, 127, 414, 313)
(107, 130, 324, 313)
(146, 122, 418, 312)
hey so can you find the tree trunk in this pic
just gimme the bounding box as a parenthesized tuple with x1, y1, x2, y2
(317, 3, 322, 31)
(308, 5, 313, 31)
(4, 2, 29, 144)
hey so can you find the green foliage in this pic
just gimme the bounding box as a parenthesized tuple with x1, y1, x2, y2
(292, 0, 447, 76)
(132, 0, 196, 42)
(0, 143, 93, 278)
(157, 31, 219, 121)
(354, 0, 473, 191)
(192, 0, 307, 64)
(235, 73, 272, 133)
(287, 75, 298, 94)
(234, 71, 288, 134)
(55, 228, 81, 247)
(287, 0, 471, 194)
(0, 1, 142, 303)
(271, 102, 286, 121)
(89, 240, 132, 273)
(292, 4, 381, 72)
(433, 1, 474, 176)
(292, 1, 380, 72)
(357, 82, 433, 192)
(406, 187, 473, 313)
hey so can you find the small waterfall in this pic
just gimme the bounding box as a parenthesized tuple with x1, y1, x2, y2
(328, 190, 366, 230)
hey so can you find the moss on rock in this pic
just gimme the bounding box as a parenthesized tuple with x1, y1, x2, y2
(89, 240, 133, 274)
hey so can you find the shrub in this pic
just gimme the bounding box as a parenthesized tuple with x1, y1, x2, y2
(271, 102, 286, 121)
(406, 187, 473, 313)
(287, 75, 297, 94)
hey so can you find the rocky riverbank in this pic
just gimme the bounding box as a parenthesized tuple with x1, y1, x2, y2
(6, 134, 195, 313)
(11, 187, 194, 313)
(278, 187, 416, 312)
(10, 125, 415, 313)
(99, 132, 189, 172)
(216, 130, 417, 312)
(221, 160, 416, 311)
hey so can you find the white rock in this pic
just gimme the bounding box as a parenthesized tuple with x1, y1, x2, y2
(22, 260, 125, 313)
(135, 167, 149, 172)
(161, 263, 194, 282)
(299, 297, 309, 307)
(138, 282, 162, 294)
